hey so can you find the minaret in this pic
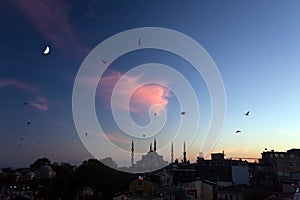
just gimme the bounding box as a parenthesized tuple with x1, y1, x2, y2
(183, 141, 187, 163)
(131, 140, 134, 166)
(154, 138, 157, 152)
(171, 142, 174, 163)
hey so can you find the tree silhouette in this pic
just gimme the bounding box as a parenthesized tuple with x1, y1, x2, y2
(30, 157, 51, 171)
(73, 158, 130, 199)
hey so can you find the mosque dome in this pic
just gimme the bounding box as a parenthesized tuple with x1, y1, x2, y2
(132, 151, 168, 173)
(130, 139, 168, 173)
(38, 165, 55, 180)
(23, 172, 36, 181)
(14, 171, 22, 177)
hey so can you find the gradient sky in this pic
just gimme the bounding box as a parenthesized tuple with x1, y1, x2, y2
(1, 0, 300, 168)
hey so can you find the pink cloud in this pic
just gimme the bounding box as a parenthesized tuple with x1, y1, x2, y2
(15, 0, 86, 54)
(130, 85, 170, 113)
(29, 96, 49, 111)
(95, 70, 171, 114)
(0, 79, 38, 92)
(86, 131, 131, 145)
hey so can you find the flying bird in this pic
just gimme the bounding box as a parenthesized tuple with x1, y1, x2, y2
(43, 46, 50, 55)
(244, 111, 250, 116)
(26, 121, 32, 126)
(235, 130, 242, 134)
(138, 38, 142, 45)
(154, 113, 157, 116)
(143, 134, 146, 138)
(181, 112, 186, 116)
(101, 58, 107, 64)
(24, 102, 28, 105)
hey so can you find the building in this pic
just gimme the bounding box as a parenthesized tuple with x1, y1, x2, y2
(179, 180, 215, 200)
(196, 152, 249, 186)
(258, 149, 300, 188)
(217, 184, 249, 200)
(130, 176, 158, 195)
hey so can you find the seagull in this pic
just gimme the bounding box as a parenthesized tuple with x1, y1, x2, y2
(27, 121, 32, 126)
(235, 130, 241, 134)
(181, 112, 186, 116)
(138, 38, 142, 45)
(245, 111, 250, 116)
(101, 58, 107, 64)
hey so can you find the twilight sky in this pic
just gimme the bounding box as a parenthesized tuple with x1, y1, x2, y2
(1, 0, 300, 168)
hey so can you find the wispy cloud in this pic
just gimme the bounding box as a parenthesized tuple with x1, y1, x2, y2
(29, 96, 49, 111)
(82, 70, 171, 114)
(104, 134, 131, 145)
(86, 131, 131, 145)
(0, 79, 50, 111)
(0, 79, 38, 92)
(14, 0, 86, 54)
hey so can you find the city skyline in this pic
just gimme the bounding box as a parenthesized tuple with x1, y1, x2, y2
(1, 0, 300, 168)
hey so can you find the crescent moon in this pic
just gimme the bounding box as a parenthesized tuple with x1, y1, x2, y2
(43, 46, 50, 54)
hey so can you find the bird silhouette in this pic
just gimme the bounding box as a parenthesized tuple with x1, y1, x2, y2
(101, 58, 107, 64)
(85, 132, 88, 136)
(143, 134, 146, 138)
(154, 113, 157, 116)
(236, 130, 242, 134)
(245, 111, 250, 116)
(26, 121, 32, 126)
(24, 102, 28, 105)
(20, 137, 24, 141)
(181, 112, 186, 116)
(138, 38, 142, 45)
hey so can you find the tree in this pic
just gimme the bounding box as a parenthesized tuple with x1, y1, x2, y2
(73, 158, 130, 199)
(30, 157, 51, 172)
